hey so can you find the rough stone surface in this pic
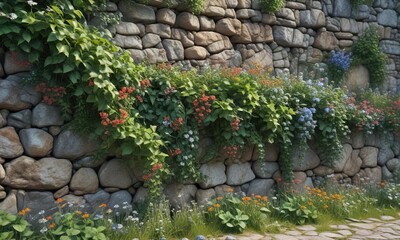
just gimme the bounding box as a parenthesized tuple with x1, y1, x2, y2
(146, 23, 171, 38)
(0, 127, 24, 159)
(246, 179, 275, 197)
(292, 148, 320, 171)
(7, 110, 31, 129)
(199, 162, 226, 188)
(386, 158, 400, 172)
(313, 31, 338, 50)
(164, 183, 197, 209)
(19, 128, 53, 157)
(156, 8, 176, 25)
(343, 65, 370, 92)
(333, 0, 351, 17)
(215, 18, 242, 36)
(299, 9, 326, 28)
(2, 156, 72, 190)
(360, 146, 379, 168)
(53, 129, 98, 160)
(84, 190, 110, 208)
(3, 51, 32, 75)
(343, 150, 362, 177)
(177, 12, 200, 31)
(132, 187, 148, 203)
(332, 144, 352, 172)
(142, 33, 161, 48)
(113, 34, 142, 49)
(0, 77, 41, 111)
(380, 40, 400, 55)
(226, 162, 255, 185)
(20, 191, 57, 221)
(98, 158, 137, 188)
(196, 188, 216, 206)
(162, 39, 184, 61)
(32, 103, 64, 127)
(115, 22, 141, 35)
(54, 185, 69, 199)
(252, 161, 279, 178)
(0, 190, 17, 214)
(313, 165, 334, 176)
(118, 1, 156, 23)
(377, 9, 398, 27)
(70, 168, 99, 195)
(108, 190, 132, 208)
(73, 156, 106, 169)
(378, 147, 395, 166)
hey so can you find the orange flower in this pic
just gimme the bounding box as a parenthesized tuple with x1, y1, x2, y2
(18, 208, 31, 216)
(99, 203, 107, 208)
(49, 223, 56, 229)
(262, 196, 268, 202)
(46, 216, 52, 220)
(56, 198, 63, 203)
(82, 213, 90, 219)
(208, 207, 214, 212)
(216, 196, 223, 201)
(226, 187, 234, 193)
(213, 203, 221, 208)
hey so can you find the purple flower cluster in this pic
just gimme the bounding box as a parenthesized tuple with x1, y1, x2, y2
(328, 50, 351, 71)
(296, 107, 317, 141)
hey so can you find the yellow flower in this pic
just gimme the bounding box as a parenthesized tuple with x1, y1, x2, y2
(307, 201, 313, 206)
(323, 205, 328, 209)
(82, 213, 90, 219)
(226, 187, 234, 193)
(213, 203, 221, 208)
(255, 195, 262, 199)
(262, 196, 268, 202)
(208, 207, 214, 212)
(75, 210, 82, 215)
(300, 205, 306, 210)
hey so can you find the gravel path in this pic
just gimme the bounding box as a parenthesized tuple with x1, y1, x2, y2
(211, 213, 400, 240)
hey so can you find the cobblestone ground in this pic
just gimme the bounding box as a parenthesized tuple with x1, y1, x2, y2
(212, 213, 400, 240)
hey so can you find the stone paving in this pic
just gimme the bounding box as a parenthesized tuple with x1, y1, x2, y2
(212, 213, 400, 240)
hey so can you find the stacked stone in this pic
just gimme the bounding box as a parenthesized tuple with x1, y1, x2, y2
(0, 61, 400, 215)
(99, 0, 400, 91)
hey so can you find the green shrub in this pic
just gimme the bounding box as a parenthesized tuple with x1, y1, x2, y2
(0, 209, 34, 240)
(259, 0, 286, 13)
(352, 28, 387, 88)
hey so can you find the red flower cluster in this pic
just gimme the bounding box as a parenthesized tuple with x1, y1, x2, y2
(169, 148, 182, 157)
(35, 82, 67, 105)
(140, 79, 151, 89)
(99, 109, 129, 127)
(223, 145, 239, 159)
(88, 79, 94, 87)
(171, 117, 183, 131)
(143, 173, 152, 181)
(151, 163, 163, 172)
(192, 92, 216, 124)
(230, 118, 241, 131)
(119, 86, 135, 100)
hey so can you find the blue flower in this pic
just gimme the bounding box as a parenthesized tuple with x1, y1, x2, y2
(324, 107, 330, 113)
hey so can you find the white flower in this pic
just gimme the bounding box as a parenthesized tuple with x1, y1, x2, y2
(188, 130, 193, 135)
(123, 201, 129, 205)
(107, 219, 113, 223)
(114, 204, 120, 209)
(40, 227, 48, 233)
(184, 134, 189, 139)
(8, 13, 17, 20)
(189, 137, 194, 142)
(38, 210, 45, 215)
(38, 218, 48, 224)
(117, 224, 123, 229)
(27, 0, 38, 6)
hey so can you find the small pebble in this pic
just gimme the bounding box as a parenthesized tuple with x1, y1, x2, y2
(225, 236, 236, 240)
(195, 235, 206, 240)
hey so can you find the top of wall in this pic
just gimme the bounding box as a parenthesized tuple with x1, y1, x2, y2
(101, 0, 400, 91)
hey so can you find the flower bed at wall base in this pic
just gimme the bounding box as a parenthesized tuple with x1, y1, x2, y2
(1, 0, 399, 198)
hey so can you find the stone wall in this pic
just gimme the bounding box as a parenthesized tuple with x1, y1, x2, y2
(96, 0, 400, 92)
(1, 69, 400, 217)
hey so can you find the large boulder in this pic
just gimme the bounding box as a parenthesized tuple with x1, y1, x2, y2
(164, 183, 197, 209)
(332, 0, 351, 17)
(32, 103, 64, 127)
(196, 188, 216, 206)
(19, 128, 53, 157)
(108, 190, 132, 209)
(7, 109, 32, 129)
(332, 144, 352, 172)
(53, 129, 98, 160)
(292, 148, 320, 171)
(0, 127, 24, 159)
(162, 39, 184, 61)
(0, 190, 17, 214)
(98, 158, 138, 189)
(360, 146, 378, 168)
(118, 1, 156, 23)
(377, 10, 397, 27)
(246, 179, 275, 197)
(343, 150, 362, 177)
(252, 161, 279, 178)
(70, 168, 99, 195)
(84, 190, 110, 209)
(2, 156, 72, 190)
(313, 31, 339, 50)
(273, 26, 305, 47)
(0, 76, 41, 111)
(215, 18, 241, 36)
(199, 162, 226, 188)
(176, 12, 200, 31)
(226, 162, 255, 185)
(3, 51, 32, 75)
(18, 191, 57, 222)
(299, 9, 326, 28)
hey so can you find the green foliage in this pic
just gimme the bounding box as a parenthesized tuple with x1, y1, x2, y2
(275, 195, 318, 225)
(352, 28, 387, 88)
(0, 210, 34, 240)
(180, 0, 205, 14)
(206, 191, 270, 232)
(259, 0, 286, 13)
